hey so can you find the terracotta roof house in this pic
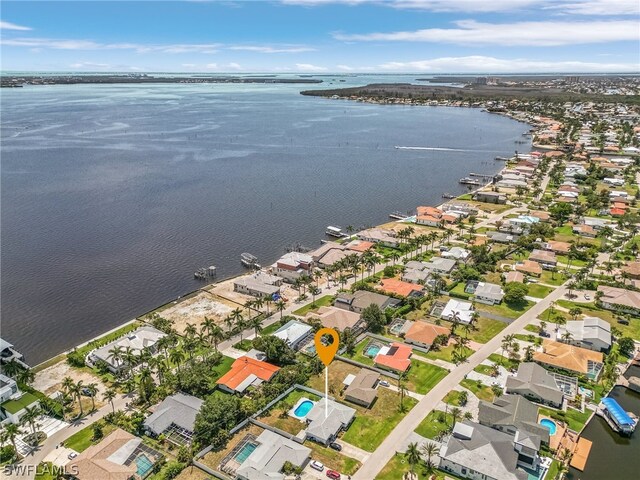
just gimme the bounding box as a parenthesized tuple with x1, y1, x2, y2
(67, 428, 163, 480)
(534, 340, 604, 380)
(217, 356, 280, 394)
(622, 262, 640, 279)
(306, 306, 363, 332)
(597, 285, 640, 315)
(380, 278, 424, 298)
(572, 224, 597, 237)
(504, 271, 525, 283)
(374, 342, 412, 373)
(343, 368, 379, 408)
(505, 363, 564, 408)
(545, 241, 571, 254)
(529, 249, 557, 267)
(404, 321, 450, 351)
(530, 211, 551, 221)
(345, 239, 375, 253)
(515, 261, 542, 277)
(610, 207, 626, 217)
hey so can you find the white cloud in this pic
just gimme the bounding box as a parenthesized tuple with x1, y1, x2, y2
(333, 19, 639, 46)
(545, 0, 640, 15)
(0, 38, 221, 53)
(228, 45, 316, 53)
(69, 61, 110, 69)
(0, 21, 32, 31)
(295, 63, 328, 71)
(336, 64, 355, 71)
(378, 55, 639, 72)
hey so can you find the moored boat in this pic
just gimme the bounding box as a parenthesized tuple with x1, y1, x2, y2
(240, 252, 259, 268)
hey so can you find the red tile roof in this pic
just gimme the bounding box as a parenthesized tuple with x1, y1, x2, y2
(374, 342, 412, 372)
(216, 356, 280, 391)
(380, 278, 422, 297)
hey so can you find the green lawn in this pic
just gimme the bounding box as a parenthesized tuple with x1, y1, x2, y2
(525, 324, 540, 333)
(544, 460, 560, 480)
(555, 300, 640, 340)
(443, 390, 467, 406)
(539, 270, 568, 286)
(405, 361, 448, 395)
(306, 442, 361, 475)
(460, 379, 496, 402)
(539, 407, 593, 433)
(261, 319, 285, 336)
(342, 390, 418, 452)
(473, 364, 496, 376)
(488, 353, 520, 370)
(292, 295, 334, 316)
(449, 282, 472, 299)
(73, 321, 142, 359)
(376, 455, 466, 480)
(424, 345, 473, 363)
(467, 316, 507, 343)
(514, 333, 538, 344)
(557, 255, 589, 267)
(477, 300, 534, 319)
(64, 421, 116, 452)
(211, 355, 235, 382)
(527, 284, 554, 299)
(346, 339, 377, 367)
(414, 409, 454, 439)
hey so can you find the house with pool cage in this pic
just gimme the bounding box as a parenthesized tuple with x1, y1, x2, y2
(143, 392, 203, 445)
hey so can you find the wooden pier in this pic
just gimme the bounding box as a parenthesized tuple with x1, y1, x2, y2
(570, 437, 593, 471)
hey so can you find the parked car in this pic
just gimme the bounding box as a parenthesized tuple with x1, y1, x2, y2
(329, 442, 342, 451)
(326, 470, 341, 480)
(80, 387, 94, 396)
(68, 452, 78, 460)
(379, 380, 390, 387)
(584, 294, 591, 300)
(310, 460, 324, 471)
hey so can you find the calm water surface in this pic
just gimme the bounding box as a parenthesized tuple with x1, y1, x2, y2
(1, 78, 530, 364)
(567, 367, 640, 480)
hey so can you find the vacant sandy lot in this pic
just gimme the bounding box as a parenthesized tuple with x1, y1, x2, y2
(159, 291, 246, 334)
(33, 361, 108, 408)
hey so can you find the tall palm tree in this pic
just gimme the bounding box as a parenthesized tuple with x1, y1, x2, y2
(17, 368, 35, 386)
(169, 349, 185, 373)
(405, 442, 421, 475)
(501, 335, 515, 363)
(210, 324, 225, 351)
(107, 346, 124, 370)
(201, 316, 216, 341)
(86, 383, 98, 411)
(450, 407, 462, 427)
(275, 300, 286, 319)
(2, 359, 23, 379)
(103, 389, 117, 414)
(421, 441, 440, 466)
(184, 322, 198, 339)
(230, 308, 244, 330)
(73, 380, 85, 417)
(2, 423, 21, 457)
(309, 285, 321, 306)
(249, 316, 264, 337)
(391, 251, 400, 266)
(22, 405, 41, 437)
(62, 376, 76, 411)
(253, 296, 265, 314)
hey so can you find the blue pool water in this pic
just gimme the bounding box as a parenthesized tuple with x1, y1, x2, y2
(294, 400, 314, 417)
(135, 454, 154, 477)
(540, 418, 557, 435)
(366, 345, 381, 357)
(235, 442, 257, 463)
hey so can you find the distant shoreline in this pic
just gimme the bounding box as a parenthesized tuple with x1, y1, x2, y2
(0, 74, 323, 88)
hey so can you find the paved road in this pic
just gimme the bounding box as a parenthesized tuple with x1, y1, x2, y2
(352, 282, 569, 480)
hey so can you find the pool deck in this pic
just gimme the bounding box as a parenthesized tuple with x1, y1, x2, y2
(569, 437, 593, 471)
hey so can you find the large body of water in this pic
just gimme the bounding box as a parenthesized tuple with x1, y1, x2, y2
(1, 74, 530, 364)
(567, 366, 640, 480)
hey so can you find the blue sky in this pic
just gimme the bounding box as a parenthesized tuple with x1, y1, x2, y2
(1, 0, 639, 73)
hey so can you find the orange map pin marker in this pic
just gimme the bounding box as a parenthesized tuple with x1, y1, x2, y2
(315, 328, 340, 366)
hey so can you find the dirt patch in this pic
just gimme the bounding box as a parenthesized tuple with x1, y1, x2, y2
(33, 361, 108, 406)
(159, 291, 247, 334)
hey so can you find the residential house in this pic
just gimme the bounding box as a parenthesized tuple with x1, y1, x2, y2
(466, 281, 504, 305)
(478, 394, 550, 451)
(416, 206, 446, 227)
(334, 290, 401, 314)
(422, 257, 457, 275)
(235, 430, 311, 480)
(273, 320, 313, 350)
(572, 224, 597, 238)
(143, 393, 203, 445)
(556, 317, 611, 352)
(442, 247, 470, 262)
(216, 356, 280, 394)
(505, 363, 564, 408)
(583, 217, 609, 230)
(271, 252, 313, 283)
(234, 272, 282, 298)
(357, 228, 399, 248)
(0, 374, 40, 425)
(543, 241, 571, 255)
(515, 261, 542, 277)
(403, 321, 450, 351)
(597, 285, 640, 315)
(534, 340, 604, 380)
(473, 191, 507, 204)
(441, 299, 475, 324)
(622, 262, 640, 280)
(88, 326, 166, 374)
(488, 231, 520, 244)
(402, 268, 431, 284)
(379, 278, 424, 298)
(504, 271, 525, 284)
(529, 249, 557, 269)
(439, 421, 529, 480)
(305, 398, 356, 445)
(343, 369, 379, 408)
(373, 342, 412, 373)
(67, 428, 163, 480)
(603, 177, 625, 186)
(0, 338, 27, 368)
(306, 306, 363, 333)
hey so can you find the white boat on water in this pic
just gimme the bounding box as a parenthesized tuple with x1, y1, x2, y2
(325, 226, 346, 238)
(240, 252, 258, 268)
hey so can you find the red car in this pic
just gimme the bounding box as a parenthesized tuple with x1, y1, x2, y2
(326, 470, 341, 480)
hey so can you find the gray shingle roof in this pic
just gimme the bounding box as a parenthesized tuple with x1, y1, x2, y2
(143, 392, 204, 436)
(305, 399, 355, 444)
(505, 363, 563, 406)
(236, 430, 310, 480)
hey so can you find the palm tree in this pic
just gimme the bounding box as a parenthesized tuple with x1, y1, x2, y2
(201, 316, 216, 341)
(2, 423, 21, 457)
(17, 368, 35, 386)
(73, 380, 85, 417)
(2, 359, 23, 378)
(108, 345, 124, 370)
(309, 285, 321, 306)
(21, 405, 41, 437)
(569, 307, 582, 320)
(491, 384, 503, 399)
(264, 297, 273, 315)
(249, 316, 264, 337)
(210, 324, 225, 351)
(62, 376, 76, 412)
(398, 374, 408, 412)
(450, 407, 462, 427)
(253, 296, 265, 314)
(169, 349, 185, 373)
(86, 383, 98, 411)
(184, 322, 198, 339)
(391, 252, 400, 266)
(421, 441, 440, 467)
(103, 389, 117, 414)
(275, 300, 286, 319)
(501, 334, 515, 363)
(405, 442, 421, 476)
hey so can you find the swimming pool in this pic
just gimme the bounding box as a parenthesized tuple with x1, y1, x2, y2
(234, 442, 257, 464)
(294, 400, 314, 417)
(366, 344, 381, 357)
(135, 454, 154, 478)
(539, 418, 557, 435)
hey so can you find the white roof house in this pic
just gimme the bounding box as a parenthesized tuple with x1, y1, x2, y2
(273, 320, 313, 350)
(441, 247, 470, 261)
(89, 326, 166, 373)
(441, 299, 474, 324)
(557, 317, 612, 352)
(473, 282, 505, 305)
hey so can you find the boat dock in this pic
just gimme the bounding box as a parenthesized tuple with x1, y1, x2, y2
(389, 211, 409, 220)
(596, 397, 638, 435)
(459, 177, 482, 186)
(569, 437, 593, 471)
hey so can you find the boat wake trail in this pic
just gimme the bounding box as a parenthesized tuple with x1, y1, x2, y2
(394, 146, 502, 153)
